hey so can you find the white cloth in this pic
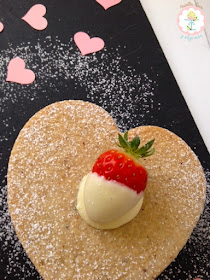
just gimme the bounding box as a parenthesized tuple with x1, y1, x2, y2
(140, 0, 210, 152)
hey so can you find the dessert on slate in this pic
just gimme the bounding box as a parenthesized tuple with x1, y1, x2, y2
(77, 133, 155, 229)
(7, 100, 206, 280)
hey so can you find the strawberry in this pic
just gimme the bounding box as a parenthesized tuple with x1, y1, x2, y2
(92, 132, 155, 194)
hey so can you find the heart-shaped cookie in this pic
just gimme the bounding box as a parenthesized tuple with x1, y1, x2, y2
(7, 100, 206, 280)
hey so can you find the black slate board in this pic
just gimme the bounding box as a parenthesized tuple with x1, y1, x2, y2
(0, 1, 209, 279)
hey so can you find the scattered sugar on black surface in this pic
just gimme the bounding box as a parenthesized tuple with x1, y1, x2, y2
(0, 36, 209, 279)
(0, 35, 157, 279)
(0, 36, 158, 133)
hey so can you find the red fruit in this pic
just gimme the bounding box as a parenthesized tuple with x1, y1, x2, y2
(92, 132, 155, 194)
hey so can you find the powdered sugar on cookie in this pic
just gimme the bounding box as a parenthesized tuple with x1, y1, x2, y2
(0, 36, 208, 280)
(7, 101, 206, 280)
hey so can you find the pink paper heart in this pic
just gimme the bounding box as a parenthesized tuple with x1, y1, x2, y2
(22, 4, 48, 31)
(96, 0, 122, 10)
(6, 57, 35, 85)
(0, 22, 4, 32)
(74, 32, 105, 56)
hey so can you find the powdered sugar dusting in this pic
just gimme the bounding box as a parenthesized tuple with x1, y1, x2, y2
(0, 175, 42, 279)
(0, 36, 158, 130)
(0, 35, 208, 280)
(5, 102, 208, 280)
(158, 168, 210, 280)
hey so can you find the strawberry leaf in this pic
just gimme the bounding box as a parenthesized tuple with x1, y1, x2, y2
(118, 134, 129, 150)
(130, 136, 140, 151)
(141, 148, 155, 157)
(136, 139, 155, 157)
(124, 131, 128, 141)
(117, 133, 155, 159)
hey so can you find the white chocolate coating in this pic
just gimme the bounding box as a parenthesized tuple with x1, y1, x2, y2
(77, 172, 144, 229)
